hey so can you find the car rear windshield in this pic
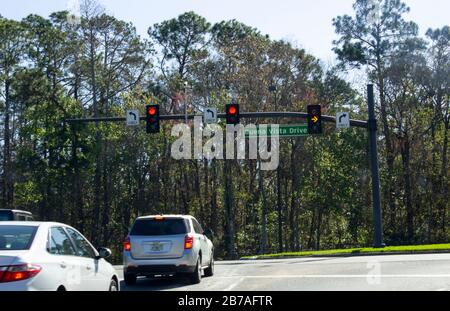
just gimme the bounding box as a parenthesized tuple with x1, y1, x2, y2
(0, 225, 37, 250)
(0, 211, 13, 221)
(130, 218, 189, 236)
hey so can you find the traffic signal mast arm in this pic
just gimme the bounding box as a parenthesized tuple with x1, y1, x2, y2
(66, 111, 368, 128)
(65, 85, 382, 248)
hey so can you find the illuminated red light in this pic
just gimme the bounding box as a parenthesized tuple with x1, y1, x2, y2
(123, 237, 131, 251)
(148, 107, 157, 116)
(12, 272, 25, 280)
(0, 264, 41, 283)
(184, 234, 194, 249)
(228, 106, 237, 115)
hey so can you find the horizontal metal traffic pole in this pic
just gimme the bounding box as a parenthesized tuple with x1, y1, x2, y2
(65, 112, 368, 128)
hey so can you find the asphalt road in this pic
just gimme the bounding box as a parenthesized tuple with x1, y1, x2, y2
(117, 253, 450, 291)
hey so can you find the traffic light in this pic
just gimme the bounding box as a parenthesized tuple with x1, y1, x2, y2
(226, 103, 240, 125)
(307, 105, 322, 134)
(146, 104, 160, 133)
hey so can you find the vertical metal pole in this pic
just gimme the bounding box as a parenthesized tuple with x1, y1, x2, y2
(184, 82, 188, 124)
(184, 90, 188, 124)
(368, 84, 385, 248)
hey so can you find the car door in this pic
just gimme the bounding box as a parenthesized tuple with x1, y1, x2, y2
(191, 218, 209, 266)
(47, 227, 83, 291)
(64, 227, 109, 291)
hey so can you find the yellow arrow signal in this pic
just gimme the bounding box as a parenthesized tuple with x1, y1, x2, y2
(311, 116, 319, 123)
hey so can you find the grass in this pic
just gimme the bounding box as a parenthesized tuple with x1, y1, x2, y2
(241, 243, 450, 260)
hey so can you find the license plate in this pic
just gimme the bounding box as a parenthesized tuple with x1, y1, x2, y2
(151, 242, 164, 251)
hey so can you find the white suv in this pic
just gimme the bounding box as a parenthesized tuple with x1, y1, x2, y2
(123, 215, 214, 285)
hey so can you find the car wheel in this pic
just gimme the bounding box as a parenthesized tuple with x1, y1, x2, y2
(124, 273, 137, 285)
(109, 278, 118, 291)
(204, 253, 214, 277)
(189, 257, 201, 284)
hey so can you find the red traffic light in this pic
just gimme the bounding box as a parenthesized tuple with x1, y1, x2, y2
(146, 104, 160, 133)
(228, 105, 237, 115)
(148, 107, 157, 116)
(225, 103, 240, 125)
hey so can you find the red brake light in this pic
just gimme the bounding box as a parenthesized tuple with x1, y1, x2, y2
(123, 237, 131, 252)
(0, 267, 5, 281)
(0, 264, 41, 283)
(154, 215, 164, 221)
(184, 234, 194, 249)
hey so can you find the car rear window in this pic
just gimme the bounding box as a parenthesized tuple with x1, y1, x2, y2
(0, 225, 38, 250)
(130, 218, 189, 236)
(0, 211, 13, 221)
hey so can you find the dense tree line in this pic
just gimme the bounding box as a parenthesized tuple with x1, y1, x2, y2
(0, 0, 448, 261)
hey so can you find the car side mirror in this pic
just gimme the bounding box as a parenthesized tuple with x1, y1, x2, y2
(97, 247, 112, 259)
(203, 228, 213, 238)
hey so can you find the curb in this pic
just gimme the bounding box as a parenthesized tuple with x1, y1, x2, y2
(240, 250, 450, 260)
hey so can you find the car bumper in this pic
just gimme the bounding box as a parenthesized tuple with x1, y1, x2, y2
(124, 264, 196, 276)
(123, 251, 197, 276)
(0, 279, 50, 291)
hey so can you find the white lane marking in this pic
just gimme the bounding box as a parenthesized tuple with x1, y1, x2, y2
(212, 274, 450, 279)
(223, 277, 244, 291)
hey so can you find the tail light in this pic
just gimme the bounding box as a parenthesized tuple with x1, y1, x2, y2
(0, 264, 42, 283)
(184, 234, 194, 249)
(123, 236, 131, 252)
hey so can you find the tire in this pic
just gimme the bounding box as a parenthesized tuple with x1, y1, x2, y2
(204, 253, 214, 277)
(124, 273, 137, 285)
(189, 257, 202, 284)
(109, 278, 119, 291)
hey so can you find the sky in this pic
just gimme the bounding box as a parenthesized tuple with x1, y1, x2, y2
(1, 0, 449, 63)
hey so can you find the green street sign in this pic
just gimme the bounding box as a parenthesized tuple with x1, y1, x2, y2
(245, 124, 309, 138)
